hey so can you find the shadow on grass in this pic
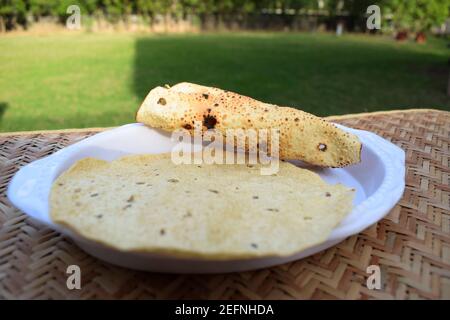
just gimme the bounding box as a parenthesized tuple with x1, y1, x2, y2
(132, 35, 450, 116)
(0, 102, 9, 125)
(131, 36, 241, 101)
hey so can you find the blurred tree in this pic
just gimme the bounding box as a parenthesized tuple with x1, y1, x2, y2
(0, 0, 448, 33)
(385, 0, 450, 33)
(0, 0, 28, 31)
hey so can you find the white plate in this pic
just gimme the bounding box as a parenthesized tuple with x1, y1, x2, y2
(7, 123, 405, 273)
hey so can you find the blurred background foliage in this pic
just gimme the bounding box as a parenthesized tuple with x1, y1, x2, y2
(0, 0, 449, 33)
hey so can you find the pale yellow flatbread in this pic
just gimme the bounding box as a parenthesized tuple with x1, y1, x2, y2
(136, 82, 361, 167)
(50, 154, 354, 259)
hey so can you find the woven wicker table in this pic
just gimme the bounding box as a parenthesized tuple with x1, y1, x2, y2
(0, 109, 449, 300)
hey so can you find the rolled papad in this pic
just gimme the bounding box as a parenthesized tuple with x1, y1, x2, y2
(136, 82, 361, 167)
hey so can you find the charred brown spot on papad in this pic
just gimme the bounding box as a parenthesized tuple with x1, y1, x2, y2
(203, 114, 217, 129)
(318, 143, 327, 152)
(157, 98, 167, 105)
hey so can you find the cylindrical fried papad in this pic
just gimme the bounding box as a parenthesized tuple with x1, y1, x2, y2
(136, 82, 361, 167)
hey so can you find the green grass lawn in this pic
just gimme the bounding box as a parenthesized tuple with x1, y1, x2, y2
(0, 32, 449, 132)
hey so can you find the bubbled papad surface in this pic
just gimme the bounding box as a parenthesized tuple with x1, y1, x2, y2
(50, 153, 354, 259)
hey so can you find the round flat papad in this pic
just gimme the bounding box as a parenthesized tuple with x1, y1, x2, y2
(50, 153, 354, 259)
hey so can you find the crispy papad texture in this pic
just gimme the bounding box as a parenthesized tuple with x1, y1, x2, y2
(50, 154, 354, 260)
(136, 82, 361, 167)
